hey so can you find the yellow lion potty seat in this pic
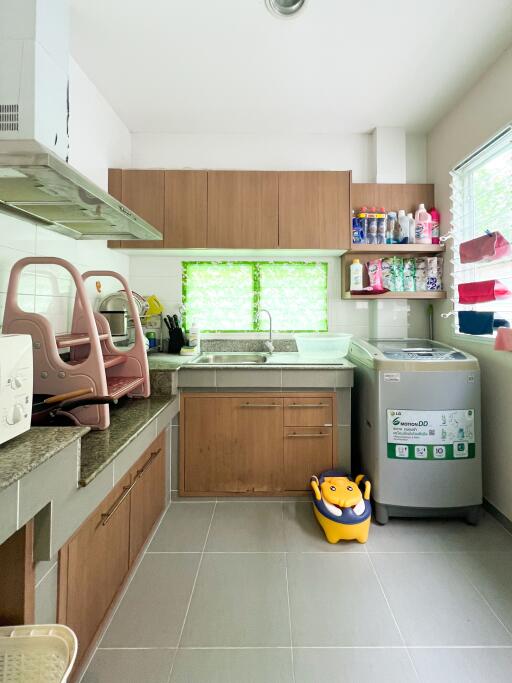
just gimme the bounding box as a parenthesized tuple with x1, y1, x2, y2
(310, 469, 372, 544)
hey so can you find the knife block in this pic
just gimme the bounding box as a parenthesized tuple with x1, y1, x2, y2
(167, 327, 185, 354)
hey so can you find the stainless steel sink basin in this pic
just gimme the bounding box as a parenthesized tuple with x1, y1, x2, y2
(192, 353, 269, 365)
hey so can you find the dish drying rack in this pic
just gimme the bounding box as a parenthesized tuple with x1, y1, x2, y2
(3, 257, 150, 430)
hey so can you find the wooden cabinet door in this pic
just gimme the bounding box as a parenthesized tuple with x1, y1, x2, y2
(110, 169, 165, 248)
(164, 171, 207, 247)
(183, 395, 283, 493)
(231, 397, 283, 492)
(62, 473, 131, 666)
(284, 397, 333, 427)
(129, 432, 166, 565)
(278, 171, 351, 249)
(207, 171, 278, 248)
(284, 427, 333, 491)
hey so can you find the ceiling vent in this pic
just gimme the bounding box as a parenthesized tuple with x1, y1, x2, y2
(0, 105, 19, 132)
(266, 0, 307, 18)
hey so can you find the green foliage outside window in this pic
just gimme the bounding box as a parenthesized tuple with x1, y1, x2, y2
(182, 261, 328, 333)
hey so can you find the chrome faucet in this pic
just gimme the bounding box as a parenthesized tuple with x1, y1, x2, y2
(258, 308, 274, 354)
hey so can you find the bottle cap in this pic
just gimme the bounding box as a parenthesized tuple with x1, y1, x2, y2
(352, 258, 360, 264)
(398, 209, 405, 216)
(418, 203, 425, 210)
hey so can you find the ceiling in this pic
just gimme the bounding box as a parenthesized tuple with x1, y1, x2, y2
(70, 0, 512, 135)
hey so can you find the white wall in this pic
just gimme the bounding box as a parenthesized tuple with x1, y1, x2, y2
(427, 45, 512, 519)
(131, 131, 427, 184)
(68, 57, 132, 190)
(0, 56, 131, 334)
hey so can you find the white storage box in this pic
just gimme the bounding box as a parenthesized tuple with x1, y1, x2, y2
(295, 333, 352, 357)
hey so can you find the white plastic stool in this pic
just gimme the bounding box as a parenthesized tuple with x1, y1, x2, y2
(0, 625, 77, 683)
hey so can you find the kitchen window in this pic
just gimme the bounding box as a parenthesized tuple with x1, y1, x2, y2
(182, 261, 328, 333)
(451, 127, 512, 336)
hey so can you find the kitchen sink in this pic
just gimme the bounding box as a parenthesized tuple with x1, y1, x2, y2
(192, 353, 269, 365)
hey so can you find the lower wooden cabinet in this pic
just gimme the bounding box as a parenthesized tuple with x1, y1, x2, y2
(180, 393, 336, 495)
(129, 431, 166, 564)
(58, 432, 167, 671)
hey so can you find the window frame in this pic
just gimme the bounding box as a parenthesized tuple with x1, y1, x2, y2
(450, 125, 512, 342)
(181, 260, 329, 334)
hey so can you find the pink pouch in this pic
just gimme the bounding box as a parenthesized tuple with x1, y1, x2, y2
(495, 328, 512, 351)
(458, 279, 512, 304)
(460, 231, 511, 264)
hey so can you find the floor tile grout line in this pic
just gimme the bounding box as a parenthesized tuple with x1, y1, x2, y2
(166, 500, 218, 683)
(467, 579, 512, 641)
(282, 505, 296, 683)
(364, 545, 421, 683)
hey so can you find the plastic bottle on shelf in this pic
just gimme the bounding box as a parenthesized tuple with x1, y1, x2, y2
(429, 207, 440, 245)
(386, 211, 396, 244)
(367, 207, 378, 245)
(397, 209, 409, 244)
(415, 204, 432, 244)
(376, 207, 387, 245)
(188, 322, 200, 351)
(357, 207, 368, 243)
(407, 212, 415, 243)
(350, 259, 363, 291)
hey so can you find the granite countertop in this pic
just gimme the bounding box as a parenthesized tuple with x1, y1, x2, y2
(79, 395, 175, 487)
(149, 352, 354, 370)
(0, 426, 89, 491)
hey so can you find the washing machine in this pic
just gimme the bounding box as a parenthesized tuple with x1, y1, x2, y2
(349, 338, 482, 524)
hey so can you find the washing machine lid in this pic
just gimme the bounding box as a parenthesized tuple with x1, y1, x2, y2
(348, 338, 479, 371)
(370, 339, 467, 361)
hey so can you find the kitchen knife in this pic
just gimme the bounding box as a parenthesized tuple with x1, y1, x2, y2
(167, 314, 176, 329)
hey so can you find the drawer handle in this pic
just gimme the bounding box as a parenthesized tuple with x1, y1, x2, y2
(287, 432, 329, 438)
(101, 483, 134, 526)
(289, 403, 328, 408)
(136, 447, 162, 479)
(240, 403, 280, 408)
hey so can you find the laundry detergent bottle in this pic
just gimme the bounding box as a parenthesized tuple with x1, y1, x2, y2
(429, 207, 440, 245)
(415, 204, 432, 244)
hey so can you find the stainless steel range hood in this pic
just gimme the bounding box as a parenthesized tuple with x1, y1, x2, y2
(0, 141, 162, 240)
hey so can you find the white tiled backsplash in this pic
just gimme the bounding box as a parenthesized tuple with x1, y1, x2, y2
(0, 213, 129, 335)
(129, 255, 411, 339)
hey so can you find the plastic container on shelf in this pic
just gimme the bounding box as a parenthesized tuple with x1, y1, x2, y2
(0, 624, 77, 683)
(350, 258, 363, 290)
(367, 207, 378, 245)
(415, 204, 432, 244)
(407, 212, 415, 244)
(376, 208, 387, 245)
(357, 207, 368, 243)
(295, 333, 352, 358)
(397, 209, 409, 244)
(429, 206, 440, 244)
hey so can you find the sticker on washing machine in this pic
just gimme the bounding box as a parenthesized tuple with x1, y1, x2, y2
(386, 409, 476, 460)
(384, 373, 401, 383)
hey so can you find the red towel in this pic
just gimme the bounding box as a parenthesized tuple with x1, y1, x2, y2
(458, 280, 512, 304)
(460, 232, 511, 264)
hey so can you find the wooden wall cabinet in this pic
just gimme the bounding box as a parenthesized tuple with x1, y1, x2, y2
(278, 171, 351, 250)
(181, 393, 335, 495)
(108, 169, 165, 249)
(164, 171, 207, 248)
(58, 432, 167, 671)
(207, 171, 279, 248)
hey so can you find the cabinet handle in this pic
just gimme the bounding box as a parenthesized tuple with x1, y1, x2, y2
(286, 432, 330, 438)
(240, 403, 280, 408)
(101, 483, 134, 526)
(136, 447, 162, 479)
(288, 403, 327, 408)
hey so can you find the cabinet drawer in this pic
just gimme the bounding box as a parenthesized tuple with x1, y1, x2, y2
(284, 397, 332, 427)
(284, 427, 333, 491)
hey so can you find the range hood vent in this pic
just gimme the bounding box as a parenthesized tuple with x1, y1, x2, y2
(0, 142, 162, 241)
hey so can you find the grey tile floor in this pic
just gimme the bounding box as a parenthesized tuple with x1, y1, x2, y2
(82, 502, 512, 683)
